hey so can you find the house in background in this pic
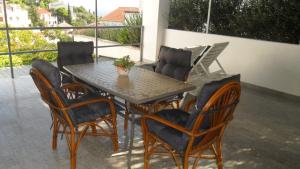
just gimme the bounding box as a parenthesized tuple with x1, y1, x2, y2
(0, 3, 31, 27)
(37, 8, 58, 27)
(100, 7, 140, 26)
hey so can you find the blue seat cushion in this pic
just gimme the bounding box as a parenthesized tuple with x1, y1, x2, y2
(147, 109, 212, 154)
(147, 109, 190, 153)
(68, 92, 112, 127)
(155, 46, 192, 81)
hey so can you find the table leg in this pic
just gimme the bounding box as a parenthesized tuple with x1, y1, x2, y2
(126, 101, 135, 169)
(124, 101, 129, 149)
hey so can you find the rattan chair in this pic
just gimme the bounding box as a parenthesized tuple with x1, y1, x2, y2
(30, 59, 118, 169)
(124, 46, 192, 129)
(141, 75, 241, 169)
(57, 41, 94, 84)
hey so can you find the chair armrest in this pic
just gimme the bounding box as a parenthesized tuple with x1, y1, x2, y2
(65, 98, 113, 110)
(194, 122, 226, 137)
(45, 97, 113, 112)
(143, 114, 192, 136)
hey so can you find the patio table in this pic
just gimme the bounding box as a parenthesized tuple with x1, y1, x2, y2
(64, 61, 195, 169)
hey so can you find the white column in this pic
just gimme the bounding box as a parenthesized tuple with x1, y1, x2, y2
(142, 0, 170, 61)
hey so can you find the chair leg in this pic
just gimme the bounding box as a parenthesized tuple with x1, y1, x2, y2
(216, 139, 223, 169)
(192, 157, 200, 169)
(183, 155, 189, 169)
(143, 136, 151, 169)
(124, 110, 129, 131)
(141, 119, 149, 169)
(91, 125, 97, 135)
(112, 119, 119, 152)
(144, 151, 149, 169)
(70, 132, 77, 169)
(52, 115, 59, 150)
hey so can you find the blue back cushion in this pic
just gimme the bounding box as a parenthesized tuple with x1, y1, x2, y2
(57, 41, 94, 71)
(32, 59, 61, 88)
(185, 74, 241, 129)
(32, 59, 69, 105)
(155, 46, 192, 81)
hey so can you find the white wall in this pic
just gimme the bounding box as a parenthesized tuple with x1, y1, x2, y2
(164, 29, 300, 96)
(142, 0, 169, 61)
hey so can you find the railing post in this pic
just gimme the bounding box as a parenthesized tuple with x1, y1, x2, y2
(3, 0, 14, 78)
(95, 0, 99, 63)
(139, 26, 144, 62)
(206, 0, 212, 34)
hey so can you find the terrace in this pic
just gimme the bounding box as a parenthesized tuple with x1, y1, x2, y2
(0, 0, 300, 169)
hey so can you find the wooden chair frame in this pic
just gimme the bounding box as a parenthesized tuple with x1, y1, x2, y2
(30, 68, 119, 169)
(141, 81, 241, 169)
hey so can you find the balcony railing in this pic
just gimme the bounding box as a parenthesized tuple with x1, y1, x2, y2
(0, 0, 144, 78)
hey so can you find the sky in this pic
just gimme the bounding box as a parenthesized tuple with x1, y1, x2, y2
(63, 0, 140, 16)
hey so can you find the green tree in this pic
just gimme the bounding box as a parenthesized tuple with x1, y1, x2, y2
(67, 3, 72, 24)
(0, 28, 57, 67)
(53, 7, 68, 23)
(39, 0, 57, 8)
(169, 0, 300, 44)
(42, 29, 72, 41)
(169, 0, 208, 32)
(72, 6, 95, 26)
(28, 4, 44, 27)
(7, 0, 26, 7)
(118, 14, 142, 44)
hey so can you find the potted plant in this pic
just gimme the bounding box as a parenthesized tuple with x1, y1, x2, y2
(113, 55, 135, 76)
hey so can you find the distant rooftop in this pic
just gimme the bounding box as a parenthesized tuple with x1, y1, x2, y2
(37, 8, 50, 14)
(101, 7, 139, 23)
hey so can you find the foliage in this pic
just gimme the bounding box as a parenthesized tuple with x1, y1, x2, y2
(28, 4, 45, 27)
(0, 28, 57, 67)
(169, 0, 300, 44)
(42, 30, 72, 41)
(67, 3, 72, 24)
(169, 0, 208, 32)
(8, 0, 57, 8)
(38, 0, 57, 8)
(113, 55, 135, 70)
(118, 14, 142, 44)
(98, 28, 120, 42)
(52, 7, 68, 23)
(72, 6, 95, 26)
(78, 14, 142, 45)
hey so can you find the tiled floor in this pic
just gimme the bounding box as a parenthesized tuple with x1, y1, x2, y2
(0, 75, 299, 169)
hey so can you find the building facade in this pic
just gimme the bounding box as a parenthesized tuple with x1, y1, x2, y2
(37, 8, 58, 27)
(0, 3, 31, 27)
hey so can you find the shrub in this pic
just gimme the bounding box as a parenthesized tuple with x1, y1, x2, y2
(74, 14, 142, 45)
(0, 28, 58, 68)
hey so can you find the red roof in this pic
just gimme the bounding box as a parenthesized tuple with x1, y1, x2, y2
(37, 8, 50, 14)
(101, 7, 139, 22)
